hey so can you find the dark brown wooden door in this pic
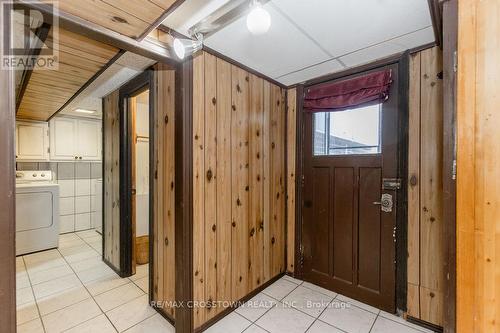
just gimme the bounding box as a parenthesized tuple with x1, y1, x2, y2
(302, 65, 399, 312)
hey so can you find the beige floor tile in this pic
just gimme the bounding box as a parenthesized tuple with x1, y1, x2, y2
(25, 257, 67, 274)
(42, 298, 102, 333)
(106, 295, 156, 332)
(307, 320, 344, 333)
(205, 312, 251, 333)
(95, 282, 145, 312)
(124, 313, 174, 333)
(17, 317, 45, 333)
(17, 287, 35, 306)
(32, 274, 82, 300)
(76, 264, 116, 283)
(236, 293, 277, 322)
(69, 256, 104, 272)
(282, 285, 334, 318)
(17, 301, 39, 325)
(262, 277, 299, 301)
(130, 264, 148, 281)
(17, 271, 31, 289)
(84, 274, 130, 296)
(28, 264, 73, 286)
(65, 314, 117, 333)
(133, 276, 148, 293)
(256, 303, 315, 333)
(319, 300, 377, 333)
(37, 286, 91, 316)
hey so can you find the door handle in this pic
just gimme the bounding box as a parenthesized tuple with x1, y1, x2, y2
(373, 193, 393, 212)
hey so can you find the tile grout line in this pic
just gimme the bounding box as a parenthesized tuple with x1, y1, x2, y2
(21, 256, 48, 333)
(67, 231, 159, 332)
(55, 237, 122, 333)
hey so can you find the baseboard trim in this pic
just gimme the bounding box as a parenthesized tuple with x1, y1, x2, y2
(194, 272, 286, 333)
(406, 316, 443, 333)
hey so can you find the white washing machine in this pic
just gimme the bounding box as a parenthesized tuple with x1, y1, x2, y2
(16, 170, 60, 256)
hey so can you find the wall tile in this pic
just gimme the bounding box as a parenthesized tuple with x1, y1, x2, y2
(76, 163, 91, 179)
(58, 163, 75, 180)
(17, 162, 39, 171)
(91, 163, 102, 179)
(58, 180, 75, 198)
(75, 179, 91, 196)
(75, 213, 91, 231)
(60, 215, 75, 234)
(60, 197, 75, 216)
(75, 196, 91, 214)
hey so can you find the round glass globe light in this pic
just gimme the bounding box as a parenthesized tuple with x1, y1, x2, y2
(246, 5, 271, 35)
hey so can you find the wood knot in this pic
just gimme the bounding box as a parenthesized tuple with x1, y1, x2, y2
(165, 115, 169, 124)
(271, 237, 276, 244)
(232, 105, 236, 111)
(257, 175, 261, 181)
(164, 237, 169, 246)
(212, 224, 216, 232)
(259, 221, 264, 230)
(430, 217, 435, 222)
(112, 16, 128, 23)
(271, 142, 275, 149)
(250, 228, 255, 237)
(239, 276, 243, 282)
(232, 221, 236, 227)
(236, 84, 241, 93)
(236, 198, 242, 206)
(429, 292, 435, 298)
(257, 152, 260, 159)
(195, 270, 199, 276)
(212, 97, 217, 105)
(170, 181, 174, 190)
(245, 76, 249, 82)
(206, 169, 213, 181)
(245, 185, 249, 191)
(195, 134, 199, 140)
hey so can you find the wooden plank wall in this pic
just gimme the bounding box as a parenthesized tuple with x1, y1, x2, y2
(103, 90, 121, 270)
(192, 51, 286, 328)
(407, 46, 444, 327)
(286, 88, 297, 273)
(152, 64, 176, 318)
(457, 1, 500, 332)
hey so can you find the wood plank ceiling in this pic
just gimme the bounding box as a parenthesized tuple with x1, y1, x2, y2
(40, 0, 178, 39)
(16, 27, 120, 121)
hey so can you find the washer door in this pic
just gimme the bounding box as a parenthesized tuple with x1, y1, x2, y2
(16, 191, 54, 232)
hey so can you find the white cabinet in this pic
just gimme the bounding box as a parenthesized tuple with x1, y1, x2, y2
(16, 121, 49, 161)
(50, 117, 102, 161)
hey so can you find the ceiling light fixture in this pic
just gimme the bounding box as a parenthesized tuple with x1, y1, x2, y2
(74, 109, 96, 114)
(173, 33, 204, 60)
(246, 0, 271, 35)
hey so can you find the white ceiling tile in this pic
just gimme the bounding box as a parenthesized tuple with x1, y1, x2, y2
(204, 3, 330, 78)
(390, 26, 435, 49)
(272, 0, 433, 57)
(338, 41, 406, 68)
(276, 58, 345, 86)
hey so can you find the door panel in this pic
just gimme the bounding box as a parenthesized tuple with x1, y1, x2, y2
(332, 167, 354, 284)
(302, 64, 399, 312)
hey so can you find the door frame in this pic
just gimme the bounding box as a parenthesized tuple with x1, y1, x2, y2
(294, 51, 410, 313)
(0, 0, 17, 330)
(118, 70, 155, 277)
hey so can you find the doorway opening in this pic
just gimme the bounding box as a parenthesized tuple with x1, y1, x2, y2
(119, 71, 154, 278)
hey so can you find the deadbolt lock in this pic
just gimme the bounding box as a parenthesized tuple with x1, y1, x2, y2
(373, 193, 393, 212)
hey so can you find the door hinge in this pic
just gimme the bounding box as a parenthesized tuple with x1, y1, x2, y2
(299, 245, 305, 268)
(393, 226, 397, 243)
(453, 51, 458, 73)
(301, 175, 305, 188)
(452, 159, 457, 180)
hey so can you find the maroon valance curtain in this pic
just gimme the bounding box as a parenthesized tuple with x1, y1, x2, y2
(304, 69, 393, 112)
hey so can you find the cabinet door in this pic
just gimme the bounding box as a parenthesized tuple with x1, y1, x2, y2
(16, 122, 49, 161)
(50, 118, 77, 160)
(77, 119, 101, 160)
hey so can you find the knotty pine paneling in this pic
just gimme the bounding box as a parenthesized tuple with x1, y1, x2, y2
(103, 90, 120, 271)
(152, 64, 176, 318)
(406, 46, 444, 327)
(457, 1, 500, 331)
(192, 51, 286, 329)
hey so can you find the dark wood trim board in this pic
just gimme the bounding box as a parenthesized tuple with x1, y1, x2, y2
(118, 69, 154, 277)
(174, 58, 194, 333)
(442, 0, 458, 331)
(0, 0, 17, 330)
